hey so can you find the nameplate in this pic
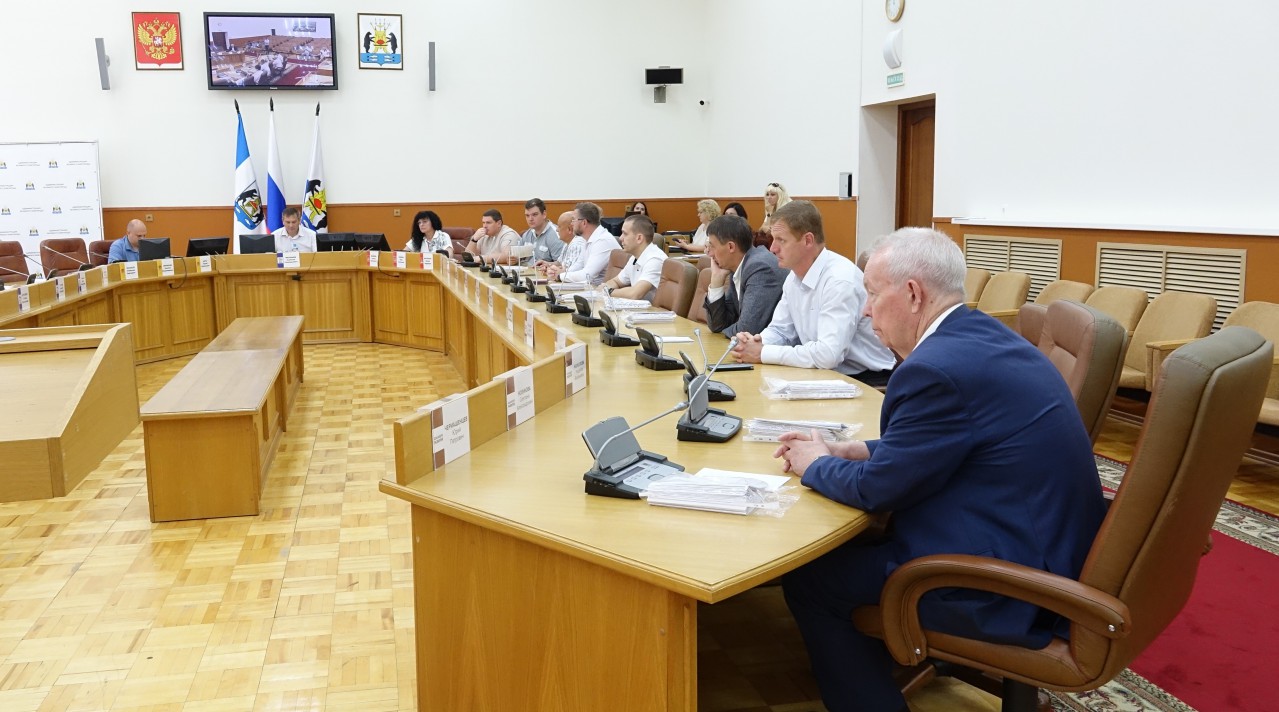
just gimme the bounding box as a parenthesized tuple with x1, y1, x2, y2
(123, 262, 139, 281)
(395, 251, 407, 269)
(198, 255, 213, 272)
(474, 277, 483, 307)
(76, 271, 88, 294)
(496, 366, 535, 428)
(428, 395, 471, 468)
(160, 258, 175, 277)
(524, 311, 535, 349)
(421, 252, 433, 271)
(555, 328, 570, 351)
(278, 252, 301, 269)
(506, 300, 515, 333)
(562, 342, 588, 396)
(54, 276, 66, 302)
(487, 286, 495, 317)
(367, 250, 379, 267)
(16, 285, 30, 313)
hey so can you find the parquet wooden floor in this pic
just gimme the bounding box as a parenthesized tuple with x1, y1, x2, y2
(1, 343, 1274, 711)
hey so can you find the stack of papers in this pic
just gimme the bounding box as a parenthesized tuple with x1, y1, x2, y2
(760, 377, 863, 400)
(603, 298, 652, 310)
(642, 469, 793, 515)
(743, 418, 863, 443)
(625, 310, 676, 324)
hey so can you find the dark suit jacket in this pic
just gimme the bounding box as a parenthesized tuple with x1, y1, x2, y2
(802, 306, 1106, 646)
(704, 245, 786, 337)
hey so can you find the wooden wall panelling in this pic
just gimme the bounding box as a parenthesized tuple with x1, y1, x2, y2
(223, 274, 293, 322)
(37, 308, 77, 328)
(372, 274, 411, 345)
(114, 283, 172, 362)
(76, 294, 113, 326)
(57, 324, 139, 496)
(299, 271, 370, 343)
(166, 277, 217, 353)
(409, 278, 445, 351)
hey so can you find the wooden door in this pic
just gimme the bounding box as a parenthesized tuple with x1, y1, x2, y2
(896, 100, 936, 229)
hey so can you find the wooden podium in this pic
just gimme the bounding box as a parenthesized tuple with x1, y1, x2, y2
(0, 324, 139, 502)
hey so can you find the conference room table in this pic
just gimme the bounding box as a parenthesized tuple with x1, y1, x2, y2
(379, 265, 884, 712)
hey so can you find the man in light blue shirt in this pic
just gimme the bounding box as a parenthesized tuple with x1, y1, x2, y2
(520, 198, 563, 267)
(107, 219, 147, 263)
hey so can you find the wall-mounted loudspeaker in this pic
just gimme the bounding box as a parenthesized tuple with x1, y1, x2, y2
(95, 38, 110, 90)
(838, 172, 854, 200)
(428, 41, 436, 92)
(882, 30, 903, 69)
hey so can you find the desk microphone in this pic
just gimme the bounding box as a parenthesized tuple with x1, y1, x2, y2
(40, 246, 93, 278)
(695, 326, 754, 373)
(599, 310, 639, 347)
(634, 327, 683, 370)
(0, 264, 37, 283)
(524, 277, 548, 302)
(582, 402, 688, 499)
(677, 336, 743, 443)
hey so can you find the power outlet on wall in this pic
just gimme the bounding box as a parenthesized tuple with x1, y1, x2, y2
(393, 208, 401, 217)
(145, 213, 154, 222)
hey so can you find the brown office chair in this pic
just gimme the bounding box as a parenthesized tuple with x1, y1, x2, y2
(443, 227, 475, 258)
(753, 229, 773, 250)
(1118, 290, 1216, 391)
(652, 258, 699, 318)
(1215, 301, 1279, 426)
(39, 238, 90, 277)
(1083, 286, 1148, 335)
(88, 240, 113, 267)
(974, 271, 1031, 323)
(603, 249, 630, 283)
(695, 255, 712, 272)
(1036, 300, 1129, 444)
(686, 268, 712, 325)
(853, 326, 1273, 711)
(963, 268, 992, 305)
(1008, 280, 1097, 344)
(0, 240, 29, 284)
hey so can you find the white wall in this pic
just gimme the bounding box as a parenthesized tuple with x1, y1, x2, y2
(0, 0, 709, 208)
(858, 0, 1279, 233)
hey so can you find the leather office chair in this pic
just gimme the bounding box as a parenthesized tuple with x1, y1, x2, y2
(443, 227, 475, 258)
(1083, 286, 1148, 336)
(0, 240, 28, 284)
(686, 268, 712, 325)
(853, 326, 1273, 712)
(753, 229, 773, 250)
(696, 255, 711, 272)
(1213, 301, 1279, 426)
(603, 249, 630, 284)
(1009, 280, 1097, 344)
(1117, 290, 1216, 392)
(39, 238, 90, 277)
(963, 268, 992, 305)
(88, 240, 113, 266)
(973, 271, 1031, 323)
(652, 258, 699, 318)
(1037, 300, 1129, 444)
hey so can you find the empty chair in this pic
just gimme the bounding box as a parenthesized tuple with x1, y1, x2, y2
(853, 326, 1273, 711)
(0, 240, 28, 284)
(603, 249, 630, 284)
(963, 267, 991, 305)
(1084, 286, 1149, 335)
(1008, 280, 1097, 343)
(443, 227, 475, 258)
(39, 238, 90, 276)
(974, 270, 1031, 321)
(1217, 301, 1279, 426)
(88, 240, 112, 266)
(1120, 290, 1216, 391)
(686, 268, 712, 324)
(1037, 300, 1129, 443)
(652, 258, 699, 318)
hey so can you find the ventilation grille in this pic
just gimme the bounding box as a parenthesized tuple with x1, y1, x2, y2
(962, 235, 1061, 300)
(1096, 243, 1244, 331)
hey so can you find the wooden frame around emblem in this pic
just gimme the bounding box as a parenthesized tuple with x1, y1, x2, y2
(132, 11, 184, 70)
(357, 13, 404, 70)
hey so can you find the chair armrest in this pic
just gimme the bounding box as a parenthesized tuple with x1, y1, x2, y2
(877, 554, 1131, 666)
(983, 308, 1019, 326)
(1145, 338, 1197, 391)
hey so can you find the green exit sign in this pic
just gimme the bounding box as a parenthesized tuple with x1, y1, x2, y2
(887, 72, 904, 88)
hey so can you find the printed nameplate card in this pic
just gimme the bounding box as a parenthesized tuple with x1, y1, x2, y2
(563, 342, 588, 396)
(428, 395, 471, 468)
(160, 258, 175, 277)
(16, 285, 30, 313)
(524, 311, 535, 349)
(54, 276, 66, 302)
(395, 251, 407, 269)
(367, 250, 379, 267)
(76, 271, 88, 294)
(278, 252, 302, 269)
(123, 262, 139, 281)
(496, 366, 535, 428)
(198, 255, 213, 272)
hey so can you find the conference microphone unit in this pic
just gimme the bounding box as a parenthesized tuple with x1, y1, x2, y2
(544, 285, 573, 314)
(598, 310, 640, 348)
(634, 327, 683, 371)
(40, 246, 93, 278)
(524, 277, 548, 303)
(676, 335, 743, 443)
(487, 260, 505, 279)
(581, 405, 687, 499)
(679, 351, 735, 401)
(571, 294, 604, 328)
(0, 263, 36, 283)
(511, 271, 529, 292)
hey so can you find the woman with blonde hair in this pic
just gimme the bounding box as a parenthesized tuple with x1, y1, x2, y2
(672, 199, 721, 253)
(760, 182, 791, 233)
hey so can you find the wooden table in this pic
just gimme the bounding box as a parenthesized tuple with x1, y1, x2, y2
(140, 316, 304, 521)
(380, 271, 882, 711)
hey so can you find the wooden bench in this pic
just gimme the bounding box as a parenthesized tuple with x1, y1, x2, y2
(141, 316, 304, 522)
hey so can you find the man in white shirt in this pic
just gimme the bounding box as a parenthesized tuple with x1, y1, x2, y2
(551, 202, 620, 285)
(602, 214, 666, 302)
(520, 198, 563, 267)
(466, 209, 521, 263)
(273, 207, 317, 252)
(731, 201, 895, 386)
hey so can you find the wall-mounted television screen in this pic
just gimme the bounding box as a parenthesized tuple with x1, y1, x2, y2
(204, 12, 337, 90)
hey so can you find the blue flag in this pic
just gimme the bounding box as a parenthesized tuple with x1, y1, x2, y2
(232, 106, 265, 244)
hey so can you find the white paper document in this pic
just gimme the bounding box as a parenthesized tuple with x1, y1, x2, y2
(761, 377, 863, 400)
(743, 419, 863, 443)
(642, 470, 795, 516)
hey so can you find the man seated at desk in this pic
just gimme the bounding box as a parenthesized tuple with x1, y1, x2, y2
(272, 207, 317, 252)
(774, 227, 1106, 712)
(107, 219, 147, 263)
(703, 213, 786, 337)
(466, 209, 521, 264)
(601, 214, 665, 302)
(520, 198, 563, 267)
(541, 211, 584, 277)
(730, 200, 895, 387)
(549, 202, 620, 286)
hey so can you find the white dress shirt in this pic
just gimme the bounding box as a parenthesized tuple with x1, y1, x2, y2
(706, 255, 747, 304)
(615, 242, 667, 302)
(759, 247, 895, 375)
(273, 226, 317, 253)
(691, 223, 709, 247)
(561, 225, 621, 285)
(557, 236, 587, 270)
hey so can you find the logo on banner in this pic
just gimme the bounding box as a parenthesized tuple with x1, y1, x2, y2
(0, 207, 8, 216)
(75, 180, 86, 189)
(24, 181, 34, 190)
(235, 184, 264, 227)
(48, 160, 58, 169)
(302, 179, 327, 230)
(28, 227, 39, 236)
(79, 226, 90, 235)
(0, 161, 6, 169)
(51, 205, 61, 214)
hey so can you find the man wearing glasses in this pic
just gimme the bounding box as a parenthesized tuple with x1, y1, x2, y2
(548, 202, 620, 285)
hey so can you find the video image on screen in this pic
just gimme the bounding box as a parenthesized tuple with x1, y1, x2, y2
(205, 13, 337, 89)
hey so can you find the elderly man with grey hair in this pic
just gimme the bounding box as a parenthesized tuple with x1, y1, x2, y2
(774, 227, 1106, 712)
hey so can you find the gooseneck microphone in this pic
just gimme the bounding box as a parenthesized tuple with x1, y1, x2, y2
(689, 336, 738, 405)
(678, 335, 744, 443)
(694, 327, 711, 372)
(582, 402, 689, 498)
(589, 401, 687, 475)
(40, 245, 93, 278)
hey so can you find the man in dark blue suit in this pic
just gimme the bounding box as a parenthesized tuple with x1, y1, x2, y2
(775, 227, 1106, 712)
